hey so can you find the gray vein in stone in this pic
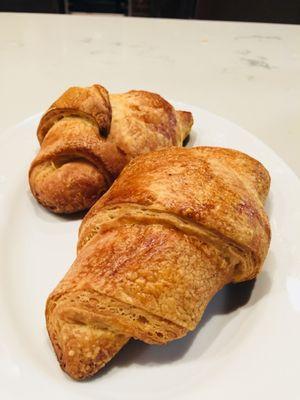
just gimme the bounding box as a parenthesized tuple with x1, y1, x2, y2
(241, 57, 273, 69)
(235, 35, 282, 41)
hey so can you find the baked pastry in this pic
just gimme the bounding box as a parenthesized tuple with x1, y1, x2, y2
(29, 85, 193, 214)
(46, 146, 271, 380)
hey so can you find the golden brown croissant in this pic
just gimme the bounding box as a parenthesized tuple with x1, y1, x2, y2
(46, 146, 271, 380)
(29, 85, 193, 214)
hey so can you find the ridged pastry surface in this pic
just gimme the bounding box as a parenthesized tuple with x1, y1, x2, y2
(29, 85, 193, 214)
(46, 146, 271, 380)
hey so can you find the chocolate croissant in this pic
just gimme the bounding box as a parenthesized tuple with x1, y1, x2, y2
(29, 85, 193, 214)
(46, 146, 271, 380)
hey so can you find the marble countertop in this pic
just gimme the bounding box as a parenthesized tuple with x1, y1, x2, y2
(1, 12, 299, 176)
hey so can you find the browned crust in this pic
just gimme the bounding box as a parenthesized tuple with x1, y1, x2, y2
(29, 85, 193, 214)
(46, 146, 271, 380)
(37, 84, 111, 144)
(81, 146, 271, 273)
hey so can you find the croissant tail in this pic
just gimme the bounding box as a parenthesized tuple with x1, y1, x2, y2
(48, 319, 128, 380)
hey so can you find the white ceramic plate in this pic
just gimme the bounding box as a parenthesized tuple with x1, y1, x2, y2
(0, 104, 299, 400)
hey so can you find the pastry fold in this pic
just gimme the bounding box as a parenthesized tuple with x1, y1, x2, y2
(46, 147, 271, 380)
(29, 85, 193, 213)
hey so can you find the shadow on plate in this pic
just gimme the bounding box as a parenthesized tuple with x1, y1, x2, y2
(183, 134, 190, 147)
(184, 129, 198, 148)
(27, 191, 88, 222)
(89, 270, 272, 380)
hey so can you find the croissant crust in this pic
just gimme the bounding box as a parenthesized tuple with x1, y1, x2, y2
(46, 146, 271, 380)
(29, 85, 193, 213)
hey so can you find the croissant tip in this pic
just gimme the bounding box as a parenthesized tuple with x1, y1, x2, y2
(46, 302, 129, 380)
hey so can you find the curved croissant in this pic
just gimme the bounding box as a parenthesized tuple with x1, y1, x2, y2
(29, 85, 193, 214)
(46, 146, 271, 380)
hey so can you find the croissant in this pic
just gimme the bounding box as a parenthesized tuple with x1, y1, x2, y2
(46, 146, 271, 380)
(29, 85, 193, 214)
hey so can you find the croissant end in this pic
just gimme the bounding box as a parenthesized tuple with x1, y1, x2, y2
(46, 312, 128, 380)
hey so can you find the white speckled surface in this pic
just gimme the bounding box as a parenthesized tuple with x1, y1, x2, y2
(1, 12, 300, 176)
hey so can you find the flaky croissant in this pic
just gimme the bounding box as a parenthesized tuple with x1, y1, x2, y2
(29, 85, 193, 214)
(46, 146, 271, 380)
